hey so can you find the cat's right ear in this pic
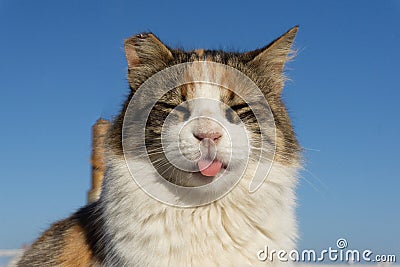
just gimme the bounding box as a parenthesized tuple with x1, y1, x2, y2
(124, 33, 173, 89)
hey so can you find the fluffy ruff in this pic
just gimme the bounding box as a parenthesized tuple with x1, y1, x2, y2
(97, 156, 299, 266)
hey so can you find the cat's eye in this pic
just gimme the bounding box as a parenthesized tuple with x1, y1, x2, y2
(158, 102, 190, 121)
(227, 102, 256, 123)
(226, 103, 250, 124)
(230, 103, 249, 111)
(225, 108, 240, 124)
(174, 105, 191, 121)
(158, 102, 177, 110)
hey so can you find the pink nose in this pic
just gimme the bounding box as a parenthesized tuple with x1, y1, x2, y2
(193, 132, 222, 141)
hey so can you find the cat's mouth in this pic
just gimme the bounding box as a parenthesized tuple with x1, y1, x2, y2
(197, 159, 228, 177)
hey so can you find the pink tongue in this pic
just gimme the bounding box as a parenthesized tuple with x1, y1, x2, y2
(197, 160, 223, 177)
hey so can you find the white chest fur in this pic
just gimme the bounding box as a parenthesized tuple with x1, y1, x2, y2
(98, 158, 299, 267)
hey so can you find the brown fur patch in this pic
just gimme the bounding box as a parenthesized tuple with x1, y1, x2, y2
(58, 224, 94, 267)
(194, 49, 204, 57)
(17, 210, 100, 267)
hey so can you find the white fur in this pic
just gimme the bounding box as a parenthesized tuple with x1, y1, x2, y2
(98, 157, 299, 266)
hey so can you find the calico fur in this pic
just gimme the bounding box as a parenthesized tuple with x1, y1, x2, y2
(18, 27, 301, 267)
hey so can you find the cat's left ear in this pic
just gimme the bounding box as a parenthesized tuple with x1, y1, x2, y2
(124, 33, 174, 89)
(245, 26, 298, 94)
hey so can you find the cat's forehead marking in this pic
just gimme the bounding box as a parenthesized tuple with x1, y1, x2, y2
(181, 61, 237, 103)
(194, 49, 204, 57)
(182, 61, 229, 100)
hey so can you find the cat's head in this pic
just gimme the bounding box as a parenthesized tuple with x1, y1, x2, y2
(108, 27, 300, 189)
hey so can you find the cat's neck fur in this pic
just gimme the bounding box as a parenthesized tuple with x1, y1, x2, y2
(97, 155, 299, 266)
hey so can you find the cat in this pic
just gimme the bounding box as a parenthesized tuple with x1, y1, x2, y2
(17, 26, 301, 266)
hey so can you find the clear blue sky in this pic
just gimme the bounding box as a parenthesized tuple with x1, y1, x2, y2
(1, 0, 399, 260)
